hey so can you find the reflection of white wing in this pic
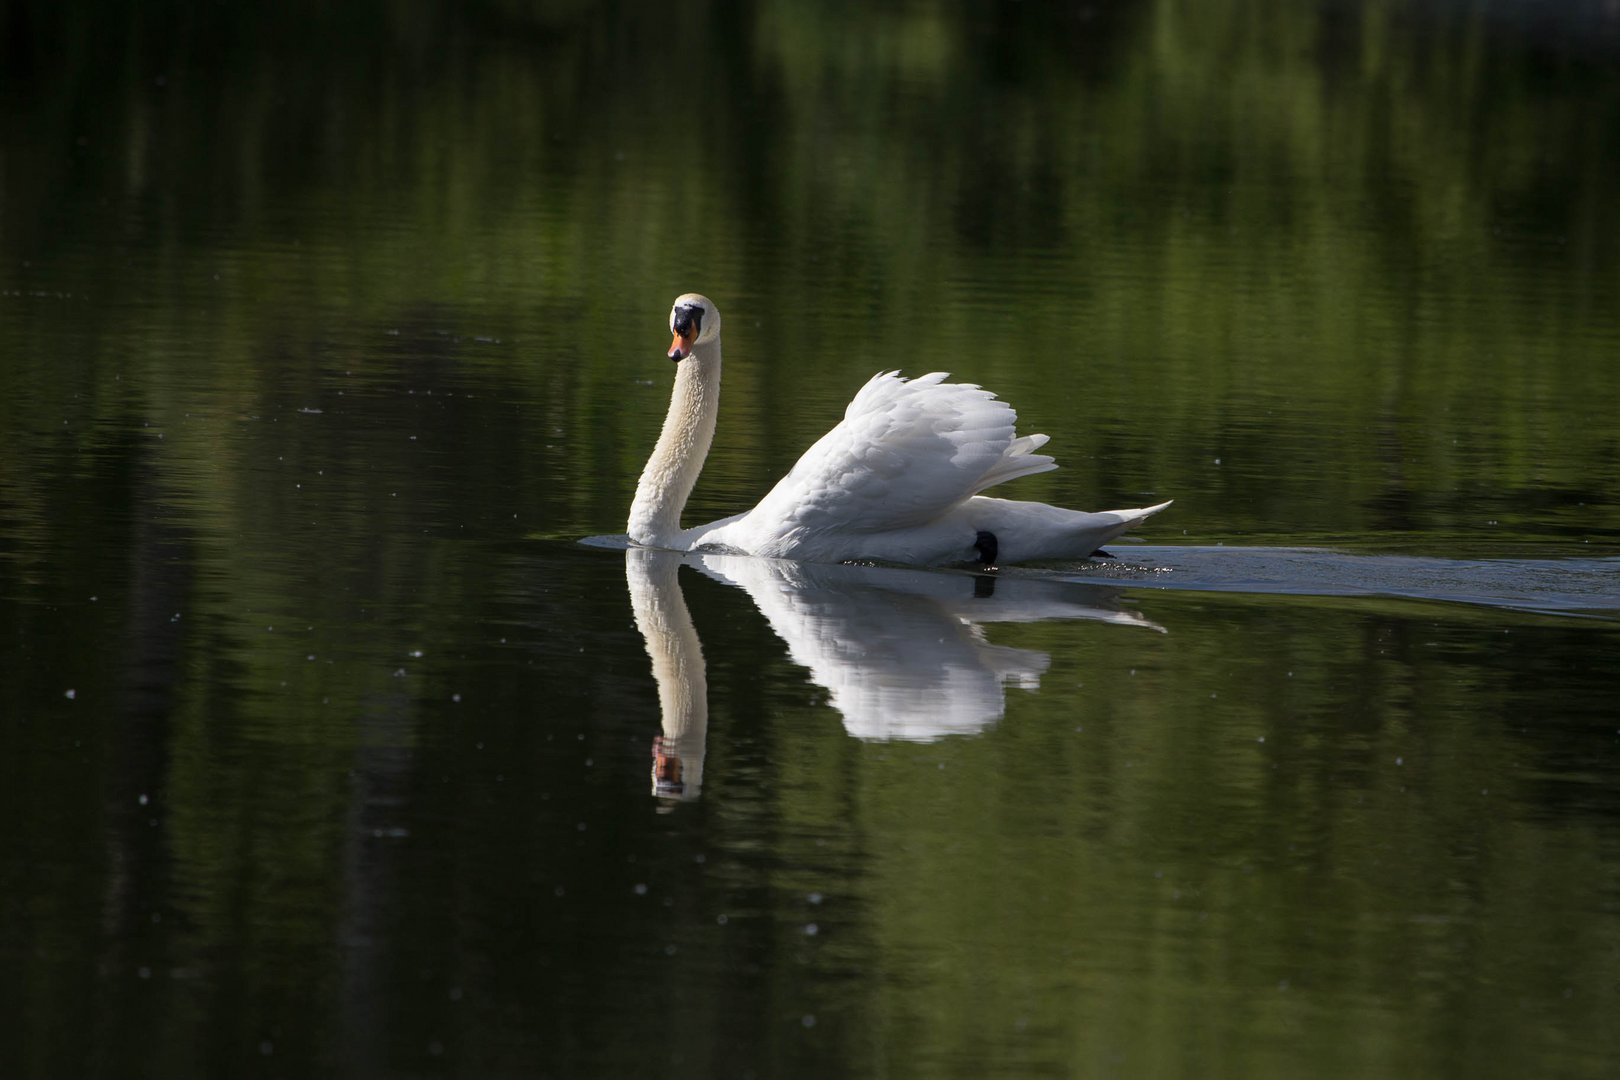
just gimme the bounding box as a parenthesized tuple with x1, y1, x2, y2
(694, 555, 1161, 742)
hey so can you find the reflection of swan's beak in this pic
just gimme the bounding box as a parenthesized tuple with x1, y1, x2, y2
(668, 332, 693, 361)
(651, 735, 685, 797)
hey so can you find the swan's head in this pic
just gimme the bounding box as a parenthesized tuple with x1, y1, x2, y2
(667, 293, 721, 361)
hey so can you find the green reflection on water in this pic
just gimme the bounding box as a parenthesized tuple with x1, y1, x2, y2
(2, 1, 1619, 1077)
(5, 0, 1618, 550)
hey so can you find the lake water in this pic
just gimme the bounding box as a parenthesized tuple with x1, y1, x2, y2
(3, 1, 1619, 1076)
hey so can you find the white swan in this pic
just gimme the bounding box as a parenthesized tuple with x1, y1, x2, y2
(628, 293, 1171, 565)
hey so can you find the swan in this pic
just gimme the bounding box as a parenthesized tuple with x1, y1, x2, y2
(628, 293, 1171, 565)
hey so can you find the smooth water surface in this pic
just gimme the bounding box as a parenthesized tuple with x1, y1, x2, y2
(3, 2, 1619, 1077)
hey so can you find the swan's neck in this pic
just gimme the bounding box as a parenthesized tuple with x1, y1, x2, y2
(628, 341, 721, 547)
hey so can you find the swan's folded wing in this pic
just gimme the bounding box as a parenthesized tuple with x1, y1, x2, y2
(742, 371, 1056, 537)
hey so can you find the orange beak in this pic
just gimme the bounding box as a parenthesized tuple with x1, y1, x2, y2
(668, 330, 694, 361)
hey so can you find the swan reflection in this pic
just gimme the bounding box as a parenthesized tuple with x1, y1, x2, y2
(627, 548, 1163, 802)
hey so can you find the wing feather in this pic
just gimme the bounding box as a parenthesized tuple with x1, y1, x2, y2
(741, 371, 1057, 540)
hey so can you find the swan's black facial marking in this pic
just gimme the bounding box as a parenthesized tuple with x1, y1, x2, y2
(672, 304, 704, 340)
(974, 530, 999, 566)
(668, 303, 706, 360)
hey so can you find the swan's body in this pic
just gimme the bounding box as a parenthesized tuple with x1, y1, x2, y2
(628, 294, 1170, 566)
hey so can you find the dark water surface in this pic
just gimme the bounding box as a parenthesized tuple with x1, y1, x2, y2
(4, 1, 1620, 1076)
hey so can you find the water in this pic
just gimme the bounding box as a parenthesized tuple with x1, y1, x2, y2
(4, 1, 1620, 1076)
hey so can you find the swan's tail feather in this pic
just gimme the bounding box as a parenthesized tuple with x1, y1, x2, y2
(1106, 499, 1174, 525)
(1093, 500, 1174, 543)
(1061, 500, 1173, 560)
(970, 433, 1057, 495)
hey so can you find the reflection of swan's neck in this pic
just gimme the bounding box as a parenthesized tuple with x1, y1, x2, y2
(627, 550, 707, 800)
(628, 342, 721, 547)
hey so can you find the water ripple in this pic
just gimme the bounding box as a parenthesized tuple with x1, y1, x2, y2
(1066, 547, 1620, 618)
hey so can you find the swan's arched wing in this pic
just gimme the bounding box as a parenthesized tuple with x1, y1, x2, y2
(740, 371, 1056, 538)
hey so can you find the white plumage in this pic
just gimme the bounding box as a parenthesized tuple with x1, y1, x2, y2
(628, 294, 1170, 565)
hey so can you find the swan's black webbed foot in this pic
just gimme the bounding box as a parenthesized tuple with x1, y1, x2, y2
(974, 530, 999, 567)
(1091, 549, 1117, 559)
(972, 574, 997, 599)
